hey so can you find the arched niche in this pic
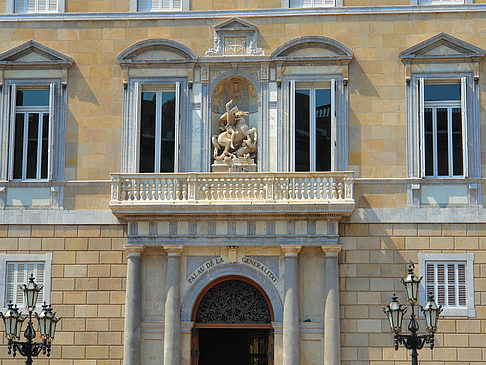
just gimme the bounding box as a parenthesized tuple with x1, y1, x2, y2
(181, 263, 283, 323)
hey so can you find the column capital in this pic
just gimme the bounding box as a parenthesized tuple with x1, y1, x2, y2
(321, 244, 342, 257)
(281, 245, 302, 257)
(164, 245, 183, 256)
(124, 245, 144, 256)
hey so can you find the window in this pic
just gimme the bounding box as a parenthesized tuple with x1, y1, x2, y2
(138, 0, 181, 11)
(10, 86, 54, 180)
(289, 0, 335, 7)
(10, 0, 64, 13)
(0, 254, 52, 310)
(418, 253, 475, 317)
(138, 84, 181, 173)
(420, 80, 467, 177)
(419, 0, 465, 4)
(290, 81, 336, 172)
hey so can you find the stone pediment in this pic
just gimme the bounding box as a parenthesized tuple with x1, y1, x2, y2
(400, 33, 485, 63)
(206, 17, 264, 56)
(0, 40, 72, 68)
(117, 39, 198, 65)
(271, 36, 353, 64)
(214, 17, 257, 32)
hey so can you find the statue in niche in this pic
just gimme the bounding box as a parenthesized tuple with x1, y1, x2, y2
(211, 99, 257, 172)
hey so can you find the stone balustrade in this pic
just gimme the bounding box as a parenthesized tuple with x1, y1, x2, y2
(111, 172, 354, 203)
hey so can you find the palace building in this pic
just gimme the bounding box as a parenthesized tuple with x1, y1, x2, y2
(0, 1, 485, 365)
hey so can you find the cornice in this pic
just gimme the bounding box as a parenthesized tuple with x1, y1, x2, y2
(0, 5, 484, 23)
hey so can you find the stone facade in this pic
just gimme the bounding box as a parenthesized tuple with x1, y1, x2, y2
(0, 1, 485, 365)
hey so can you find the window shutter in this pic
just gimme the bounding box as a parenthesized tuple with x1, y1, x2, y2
(47, 83, 55, 181)
(461, 77, 468, 178)
(313, 0, 323, 6)
(139, 0, 150, 11)
(290, 80, 296, 171)
(172, 0, 181, 9)
(289, 0, 302, 7)
(447, 264, 456, 306)
(6, 263, 45, 307)
(14, 0, 25, 12)
(436, 263, 445, 305)
(27, 0, 36, 12)
(330, 79, 337, 171)
(161, 0, 170, 9)
(48, 0, 57, 11)
(174, 82, 181, 173)
(6, 263, 15, 306)
(426, 263, 435, 298)
(458, 263, 466, 306)
(38, 0, 47, 11)
(8, 84, 17, 181)
(16, 264, 25, 305)
(302, 0, 312, 6)
(418, 78, 425, 178)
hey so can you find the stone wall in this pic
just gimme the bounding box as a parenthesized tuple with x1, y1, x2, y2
(0, 224, 127, 365)
(340, 223, 486, 364)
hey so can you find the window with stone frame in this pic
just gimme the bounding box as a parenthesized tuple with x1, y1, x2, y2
(419, 253, 475, 317)
(290, 80, 337, 172)
(138, 0, 181, 11)
(419, 80, 468, 178)
(10, 0, 64, 13)
(9, 86, 54, 180)
(418, 0, 466, 4)
(289, 0, 335, 7)
(139, 84, 181, 173)
(0, 254, 52, 311)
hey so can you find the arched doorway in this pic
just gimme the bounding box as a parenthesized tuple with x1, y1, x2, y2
(191, 276, 274, 365)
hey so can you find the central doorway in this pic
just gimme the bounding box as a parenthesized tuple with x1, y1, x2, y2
(191, 277, 274, 365)
(198, 328, 270, 365)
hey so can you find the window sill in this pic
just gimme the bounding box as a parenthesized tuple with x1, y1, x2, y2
(0, 181, 62, 209)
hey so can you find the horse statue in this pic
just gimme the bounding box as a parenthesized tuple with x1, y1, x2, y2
(212, 99, 257, 161)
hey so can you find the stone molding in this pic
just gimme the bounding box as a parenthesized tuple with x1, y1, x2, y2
(164, 245, 183, 256)
(1, 5, 486, 22)
(124, 244, 144, 256)
(280, 245, 302, 256)
(321, 244, 342, 257)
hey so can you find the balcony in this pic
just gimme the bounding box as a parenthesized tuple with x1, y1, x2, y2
(110, 172, 355, 219)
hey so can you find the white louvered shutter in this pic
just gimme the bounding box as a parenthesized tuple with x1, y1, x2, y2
(290, 0, 302, 7)
(48, 0, 57, 11)
(37, 0, 47, 11)
(5, 263, 45, 307)
(426, 263, 435, 298)
(173, 0, 181, 9)
(14, 0, 25, 13)
(313, 0, 323, 6)
(27, 0, 36, 12)
(436, 263, 446, 306)
(139, 0, 150, 11)
(447, 264, 456, 306)
(458, 263, 466, 306)
(302, 0, 312, 7)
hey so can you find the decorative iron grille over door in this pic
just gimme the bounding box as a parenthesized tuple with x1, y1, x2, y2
(195, 279, 272, 324)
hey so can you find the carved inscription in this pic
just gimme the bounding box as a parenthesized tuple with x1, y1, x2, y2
(187, 257, 224, 284)
(241, 256, 278, 283)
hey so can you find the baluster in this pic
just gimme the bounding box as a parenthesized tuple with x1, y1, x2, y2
(319, 180, 324, 200)
(325, 181, 330, 200)
(344, 176, 353, 200)
(162, 179, 168, 200)
(313, 180, 318, 200)
(155, 179, 161, 200)
(120, 179, 127, 201)
(175, 179, 181, 200)
(260, 180, 265, 200)
(182, 181, 187, 200)
(332, 181, 338, 200)
(338, 182, 343, 199)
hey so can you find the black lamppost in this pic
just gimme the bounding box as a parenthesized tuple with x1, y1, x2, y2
(0, 274, 60, 365)
(383, 261, 443, 365)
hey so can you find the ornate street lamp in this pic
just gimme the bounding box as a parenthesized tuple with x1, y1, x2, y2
(383, 261, 443, 365)
(0, 274, 60, 365)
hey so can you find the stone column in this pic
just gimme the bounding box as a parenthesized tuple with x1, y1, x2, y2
(123, 245, 144, 365)
(281, 245, 302, 365)
(163, 245, 183, 365)
(322, 245, 342, 365)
